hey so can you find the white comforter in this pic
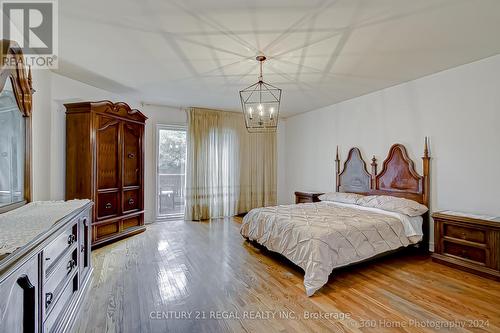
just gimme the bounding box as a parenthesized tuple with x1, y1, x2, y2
(240, 201, 422, 296)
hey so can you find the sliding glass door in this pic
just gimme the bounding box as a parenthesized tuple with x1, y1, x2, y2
(156, 125, 187, 219)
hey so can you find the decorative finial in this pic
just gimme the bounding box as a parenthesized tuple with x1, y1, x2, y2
(335, 146, 339, 161)
(371, 155, 378, 180)
(424, 137, 429, 158)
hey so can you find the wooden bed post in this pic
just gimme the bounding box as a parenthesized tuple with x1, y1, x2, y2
(421, 137, 431, 252)
(370, 156, 377, 190)
(422, 137, 430, 207)
(335, 146, 340, 192)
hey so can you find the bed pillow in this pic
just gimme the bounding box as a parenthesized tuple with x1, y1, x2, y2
(318, 192, 364, 204)
(356, 195, 428, 217)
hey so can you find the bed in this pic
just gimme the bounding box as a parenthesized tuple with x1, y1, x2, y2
(241, 141, 431, 296)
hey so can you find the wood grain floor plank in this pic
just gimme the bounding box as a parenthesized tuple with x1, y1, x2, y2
(73, 218, 500, 333)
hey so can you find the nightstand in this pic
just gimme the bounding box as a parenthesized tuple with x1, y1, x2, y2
(432, 211, 500, 280)
(294, 191, 324, 204)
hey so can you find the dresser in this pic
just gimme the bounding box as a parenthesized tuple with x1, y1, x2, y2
(0, 200, 93, 333)
(432, 211, 500, 280)
(295, 191, 324, 204)
(65, 101, 147, 247)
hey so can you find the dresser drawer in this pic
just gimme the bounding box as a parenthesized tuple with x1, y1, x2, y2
(97, 192, 119, 219)
(443, 241, 486, 265)
(44, 223, 78, 274)
(94, 220, 119, 241)
(44, 248, 78, 313)
(444, 223, 486, 244)
(123, 189, 139, 213)
(44, 274, 78, 333)
(122, 215, 141, 230)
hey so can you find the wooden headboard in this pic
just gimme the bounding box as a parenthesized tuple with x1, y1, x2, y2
(336, 147, 371, 194)
(335, 139, 431, 249)
(372, 143, 430, 206)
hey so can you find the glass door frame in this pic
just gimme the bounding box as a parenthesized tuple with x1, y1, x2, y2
(155, 123, 187, 220)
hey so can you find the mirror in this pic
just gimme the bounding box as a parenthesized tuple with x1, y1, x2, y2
(0, 78, 25, 207)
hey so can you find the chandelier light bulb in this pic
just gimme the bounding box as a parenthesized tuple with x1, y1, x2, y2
(248, 107, 253, 119)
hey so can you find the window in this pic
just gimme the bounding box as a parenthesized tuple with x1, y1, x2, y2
(156, 125, 187, 219)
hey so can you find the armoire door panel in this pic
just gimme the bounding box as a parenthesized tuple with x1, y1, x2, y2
(96, 116, 120, 190)
(123, 123, 141, 187)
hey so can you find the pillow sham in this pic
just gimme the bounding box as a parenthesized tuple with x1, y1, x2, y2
(318, 192, 364, 204)
(356, 195, 428, 217)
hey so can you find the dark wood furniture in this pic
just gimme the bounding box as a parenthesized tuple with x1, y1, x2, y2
(334, 139, 431, 250)
(65, 101, 147, 247)
(432, 212, 500, 280)
(295, 191, 324, 204)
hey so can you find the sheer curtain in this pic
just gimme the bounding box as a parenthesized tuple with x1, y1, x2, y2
(185, 108, 276, 221)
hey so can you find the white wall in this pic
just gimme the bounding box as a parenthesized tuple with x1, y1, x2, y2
(31, 70, 52, 202)
(281, 54, 500, 247)
(276, 120, 287, 205)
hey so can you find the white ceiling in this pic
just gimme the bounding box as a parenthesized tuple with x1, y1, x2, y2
(57, 0, 500, 116)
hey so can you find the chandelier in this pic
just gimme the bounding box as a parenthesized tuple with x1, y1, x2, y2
(239, 55, 281, 132)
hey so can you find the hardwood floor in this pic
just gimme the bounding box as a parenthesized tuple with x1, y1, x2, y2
(73, 218, 500, 333)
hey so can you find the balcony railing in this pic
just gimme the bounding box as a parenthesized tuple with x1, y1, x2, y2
(158, 173, 185, 216)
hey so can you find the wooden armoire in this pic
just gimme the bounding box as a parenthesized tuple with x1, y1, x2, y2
(65, 101, 147, 247)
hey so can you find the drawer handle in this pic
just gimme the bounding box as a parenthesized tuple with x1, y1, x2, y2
(17, 275, 36, 332)
(461, 249, 468, 258)
(128, 153, 135, 158)
(67, 234, 76, 245)
(128, 198, 135, 205)
(105, 203, 112, 209)
(45, 292, 54, 307)
(461, 232, 466, 239)
(67, 259, 76, 272)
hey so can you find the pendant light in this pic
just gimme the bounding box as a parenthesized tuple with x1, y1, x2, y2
(239, 55, 281, 132)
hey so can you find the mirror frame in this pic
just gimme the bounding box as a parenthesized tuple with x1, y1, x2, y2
(0, 40, 34, 213)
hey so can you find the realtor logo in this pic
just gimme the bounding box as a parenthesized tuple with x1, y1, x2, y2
(1, 0, 58, 68)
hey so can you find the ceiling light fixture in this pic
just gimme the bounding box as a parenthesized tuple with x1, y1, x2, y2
(239, 55, 281, 132)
